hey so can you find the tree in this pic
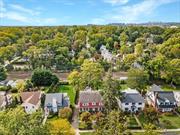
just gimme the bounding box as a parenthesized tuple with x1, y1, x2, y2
(102, 71, 120, 113)
(0, 107, 49, 135)
(143, 106, 159, 124)
(80, 112, 93, 129)
(163, 59, 180, 85)
(16, 80, 25, 92)
(127, 68, 149, 91)
(120, 32, 128, 44)
(68, 70, 81, 91)
(94, 110, 130, 135)
(58, 107, 72, 120)
(0, 65, 7, 81)
(31, 68, 59, 87)
(143, 124, 160, 135)
(134, 43, 143, 56)
(80, 60, 104, 90)
(49, 119, 75, 135)
(123, 54, 136, 69)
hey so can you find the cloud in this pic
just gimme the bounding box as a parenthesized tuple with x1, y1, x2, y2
(0, 1, 57, 25)
(3, 11, 29, 22)
(93, 0, 178, 23)
(9, 4, 40, 15)
(103, 0, 129, 5)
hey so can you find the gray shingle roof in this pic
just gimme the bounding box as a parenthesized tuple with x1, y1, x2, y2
(79, 91, 103, 103)
(154, 91, 176, 103)
(44, 93, 63, 107)
(121, 93, 144, 103)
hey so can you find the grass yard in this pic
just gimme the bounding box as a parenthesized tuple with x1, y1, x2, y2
(161, 84, 180, 91)
(58, 85, 76, 106)
(120, 84, 128, 90)
(127, 115, 141, 129)
(159, 114, 180, 129)
(80, 132, 95, 135)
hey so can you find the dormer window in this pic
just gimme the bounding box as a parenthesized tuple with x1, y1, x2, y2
(83, 103, 89, 106)
(92, 102, 96, 105)
(125, 103, 129, 105)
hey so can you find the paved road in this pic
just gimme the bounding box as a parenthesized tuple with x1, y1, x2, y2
(71, 105, 79, 135)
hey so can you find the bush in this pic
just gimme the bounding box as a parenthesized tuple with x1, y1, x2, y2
(58, 107, 72, 120)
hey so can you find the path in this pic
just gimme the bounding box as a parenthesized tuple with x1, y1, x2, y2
(71, 105, 79, 135)
(133, 114, 143, 129)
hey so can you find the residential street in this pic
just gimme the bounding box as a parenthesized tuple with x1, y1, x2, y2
(72, 105, 79, 135)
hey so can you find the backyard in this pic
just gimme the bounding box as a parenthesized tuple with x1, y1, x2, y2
(58, 85, 76, 106)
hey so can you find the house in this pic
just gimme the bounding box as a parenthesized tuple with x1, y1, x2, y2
(146, 84, 177, 112)
(20, 91, 42, 114)
(100, 45, 114, 62)
(0, 91, 12, 110)
(78, 87, 103, 112)
(173, 92, 180, 107)
(44, 93, 69, 113)
(117, 88, 145, 113)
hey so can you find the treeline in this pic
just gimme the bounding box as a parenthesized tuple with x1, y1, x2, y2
(0, 25, 179, 85)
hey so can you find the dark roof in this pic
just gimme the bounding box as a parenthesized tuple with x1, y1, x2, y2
(121, 93, 144, 103)
(20, 91, 41, 105)
(154, 91, 176, 103)
(79, 91, 103, 103)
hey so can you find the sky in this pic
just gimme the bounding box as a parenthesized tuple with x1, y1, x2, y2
(0, 0, 180, 26)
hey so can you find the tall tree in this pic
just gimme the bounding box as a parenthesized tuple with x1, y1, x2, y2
(0, 64, 7, 81)
(127, 68, 149, 91)
(102, 71, 120, 113)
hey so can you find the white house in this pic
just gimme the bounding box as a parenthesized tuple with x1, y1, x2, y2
(174, 92, 180, 107)
(146, 84, 177, 112)
(44, 93, 69, 113)
(100, 45, 114, 62)
(117, 88, 145, 113)
(0, 91, 12, 110)
(20, 91, 41, 114)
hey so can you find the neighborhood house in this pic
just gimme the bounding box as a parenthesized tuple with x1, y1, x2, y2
(117, 88, 145, 113)
(20, 91, 42, 114)
(44, 93, 69, 113)
(147, 85, 177, 112)
(79, 87, 103, 112)
(0, 91, 12, 110)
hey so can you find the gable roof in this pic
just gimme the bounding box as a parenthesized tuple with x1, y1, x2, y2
(79, 91, 103, 103)
(154, 91, 176, 103)
(44, 93, 64, 107)
(149, 84, 162, 91)
(121, 89, 144, 103)
(20, 91, 41, 105)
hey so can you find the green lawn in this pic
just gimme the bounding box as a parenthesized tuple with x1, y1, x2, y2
(120, 84, 128, 90)
(58, 85, 76, 106)
(159, 114, 180, 129)
(80, 132, 95, 135)
(161, 84, 180, 91)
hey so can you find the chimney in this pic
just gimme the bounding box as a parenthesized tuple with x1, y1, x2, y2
(154, 92, 158, 108)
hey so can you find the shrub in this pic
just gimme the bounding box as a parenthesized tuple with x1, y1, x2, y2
(58, 107, 72, 120)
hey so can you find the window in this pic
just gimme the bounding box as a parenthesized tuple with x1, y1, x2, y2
(125, 103, 129, 105)
(125, 108, 128, 111)
(83, 103, 89, 106)
(26, 106, 28, 109)
(132, 103, 135, 105)
(138, 107, 141, 111)
(92, 102, 96, 105)
(139, 103, 142, 105)
(32, 106, 34, 109)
